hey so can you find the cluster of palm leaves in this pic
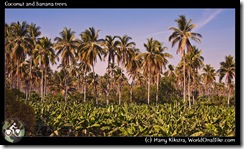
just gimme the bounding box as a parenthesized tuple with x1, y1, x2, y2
(5, 15, 235, 107)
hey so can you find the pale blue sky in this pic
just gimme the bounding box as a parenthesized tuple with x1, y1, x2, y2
(5, 9, 235, 76)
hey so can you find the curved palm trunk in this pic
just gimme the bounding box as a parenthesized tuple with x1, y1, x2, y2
(92, 65, 98, 105)
(188, 69, 191, 108)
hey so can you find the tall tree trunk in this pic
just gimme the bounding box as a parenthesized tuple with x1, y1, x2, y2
(17, 60, 19, 90)
(107, 61, 111, 105)
(106, 90, 109, 105)
(147, 73, 150, 105)
(92, 65, 98, 105)
(156, 73, 159, 104)
(119, 69, 122, 105)
(188, 69, 191, 108)
(183, 55, 186, 108)
(41, 68, 44, 102)
(130, 80, 133, 103)
(227, 85, 230, 106)
(44, 68, 47, 97)
(16, 59, 20, 100)
(208, 85, 210, 101)
(64, 70, 68, 103)
(83, 67, 87, 103)
(28, 55, 33, 101)
(111, 66, 114, 91)
(118, 80, 121, 105)
(29, 37, 36, 99)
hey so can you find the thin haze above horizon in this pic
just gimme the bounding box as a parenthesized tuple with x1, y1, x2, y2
(5, 8, 235, 76)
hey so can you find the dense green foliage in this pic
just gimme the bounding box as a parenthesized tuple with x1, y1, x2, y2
(23, 93, 234, 137)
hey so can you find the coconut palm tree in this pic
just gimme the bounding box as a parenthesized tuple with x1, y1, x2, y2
(126, 48, 141, 102)
(185, 46, 204, 107)
(98, 73, 110, 105)
(78, 62, 91, 103)
(69, 62, 79, 90)
(28, 65, 41, 94)
(153, 42, 172, 104)
(7, 21, 30, 94)
(86, 72, 100, 102)
(117, 35, 136, 105)
(54, 27, 77, 103)
(103, 35, 120, 104)
(5, 23, 15, 89)
(78, 27, 104, 105)
(138, 38, 156, 105)
(191, 72, 201, 104)
(174, 63, 184, 91)
(202, 64, 216, 100)
(217, 55, 235, 106)
(113, 66, 128, 104)
(168, 15, 202, 106)
(109, 63, 120, 93)
(5, 24, 13, 73)
(137, 38, 160, 104)
(27, 23, 41, 100)
(34, 37, 56, 102)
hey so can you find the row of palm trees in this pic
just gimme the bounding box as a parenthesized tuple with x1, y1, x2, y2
(5, 15, 235, 107)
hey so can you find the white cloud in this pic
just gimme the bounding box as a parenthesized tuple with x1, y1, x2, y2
(195, 9, 224, 31)
(144, 30, 170, 37)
